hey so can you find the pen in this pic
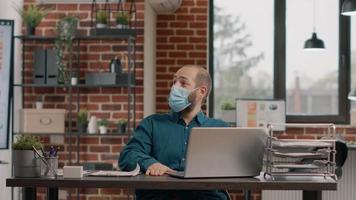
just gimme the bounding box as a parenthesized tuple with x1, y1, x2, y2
(49, 146, 55, 157)
(32, 146, 57, 177)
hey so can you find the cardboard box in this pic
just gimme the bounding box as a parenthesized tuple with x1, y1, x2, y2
(19, 109, 66, 133)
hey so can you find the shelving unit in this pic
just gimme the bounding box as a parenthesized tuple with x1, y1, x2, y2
(13, 32, 137, 165)
(264, 123, 337, 180)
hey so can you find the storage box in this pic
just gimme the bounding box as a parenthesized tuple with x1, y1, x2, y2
(85, 72, 116, 85)
(19, 109, 66, 133)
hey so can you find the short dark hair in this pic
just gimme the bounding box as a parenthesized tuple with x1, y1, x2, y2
(183, 65, 212, 99)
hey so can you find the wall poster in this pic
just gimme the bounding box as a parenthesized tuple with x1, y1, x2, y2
(236, 99, 286, 131)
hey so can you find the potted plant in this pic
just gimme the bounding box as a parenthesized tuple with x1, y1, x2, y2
(115, 12, 129, 29)
(77, 109, 88, 134)
(220, 101, 236, 123)
(96, 11, 108, 28)
(55, 16, 78, 84)
(13, 135, 43, 177)
(15, 4, 48, 35)
(117, 119, 127, 134)
(98, 119, 109, 134)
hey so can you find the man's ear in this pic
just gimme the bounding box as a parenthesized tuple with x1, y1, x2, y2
(199, 86, 208, 99)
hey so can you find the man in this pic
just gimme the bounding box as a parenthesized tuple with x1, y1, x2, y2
(119, 65, 229, 200)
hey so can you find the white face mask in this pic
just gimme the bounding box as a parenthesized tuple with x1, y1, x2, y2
(168, 86, 198, 112)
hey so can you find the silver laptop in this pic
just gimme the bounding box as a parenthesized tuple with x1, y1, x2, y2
(167, 127, 268, 178)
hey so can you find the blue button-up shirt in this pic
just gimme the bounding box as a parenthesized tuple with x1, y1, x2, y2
(118, 111, 230, 200)
(119, 111, 229, 172)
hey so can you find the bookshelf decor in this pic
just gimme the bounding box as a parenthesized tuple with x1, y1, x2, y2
(90, 0, 137, 36)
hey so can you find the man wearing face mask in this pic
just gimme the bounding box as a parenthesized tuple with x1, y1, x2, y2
(119, 65, 230, 200)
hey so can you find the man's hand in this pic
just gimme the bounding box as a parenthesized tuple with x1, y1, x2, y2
(145, 162, 175, 176)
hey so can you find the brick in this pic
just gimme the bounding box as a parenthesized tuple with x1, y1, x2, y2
(190, 22, 207, 28)
(80, 153, 98, 161)
(112, 95, 128, 102)
(89, 96, 110, 102)
(57, 4, 78, 11)
(102, 104, 122, 111)
(170, 22, 188, 28)
(79, 137, 99, 144)
(89, 146, 110, 153)
(101, 137, 123, 144)
(111, 145, 123, 153)
(169, 52, 187, 58)
(157, 15, 175, 21)
(196, 15, 207, 21)
(157, 29, 174, 35)
(89, 45, 111, 52)
(189, 52, 206, 58)
(79, 4, 92, 11)
(190, 7, 207, 14)
(91, 112, 111, 119)
(157, 44, 175, 50)
(100, 154, 118, 161)
(157, 59, 175, 65)
(177, 15, 195, 21)
(189, 36, 207, 43)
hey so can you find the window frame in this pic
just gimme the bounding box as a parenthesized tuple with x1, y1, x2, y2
(208, 0, 351, 124)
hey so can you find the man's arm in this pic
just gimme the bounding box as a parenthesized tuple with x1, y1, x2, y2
(118, 117, 158, 172)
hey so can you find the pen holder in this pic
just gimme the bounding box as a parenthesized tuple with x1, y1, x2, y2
(41, 156, 58, 178)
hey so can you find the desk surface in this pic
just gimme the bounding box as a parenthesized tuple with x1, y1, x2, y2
(6, 174, 337, 191)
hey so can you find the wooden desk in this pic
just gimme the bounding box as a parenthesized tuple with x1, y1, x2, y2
(6, 174, 337, 200)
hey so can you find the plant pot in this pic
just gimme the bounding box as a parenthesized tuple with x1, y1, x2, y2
(26, 25, 35, 35)
(77, 122, 88, 134)
(13, 150, 41, 178)
(96, 23, 107, 29)
(220, 110, 236, 123)
(117, 123, 127, 134)
(116, 24, 128, 29)
(99, 126, 107, 134)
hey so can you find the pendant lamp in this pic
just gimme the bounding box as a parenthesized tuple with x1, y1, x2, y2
(342, 0, 356, 16)
(304, 0, 325, 51)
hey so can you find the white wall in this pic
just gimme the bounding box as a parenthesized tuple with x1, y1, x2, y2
(0, 0, 22, 200)
(143, 0, 157, 117)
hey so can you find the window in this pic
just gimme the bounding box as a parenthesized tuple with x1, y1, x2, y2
(211, 0, 274, 119)
(286, 0, 339, 115)
(210, 0, 350, 123)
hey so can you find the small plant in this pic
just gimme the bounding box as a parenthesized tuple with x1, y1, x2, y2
(221, 101, 236, 110)
(117, 119, 127, 134)
(13, 135, 42, 150)
(55, 16, 78, 84)
(96, 11, 108, 25)
(77, 109, 88, 124)
(15, 4, 48, 35)
(98, 119, 109, 127)
(115, 12, 129, 25)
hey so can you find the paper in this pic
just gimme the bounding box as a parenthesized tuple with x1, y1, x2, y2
(88, 164, 140, 177)
(272, 152, 327, 158)
(272, 140, 332, 148)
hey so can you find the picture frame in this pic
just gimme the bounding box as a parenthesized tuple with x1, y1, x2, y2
(0, 20, 14, 149)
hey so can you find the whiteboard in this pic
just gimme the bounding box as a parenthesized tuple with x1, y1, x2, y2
(236, 99, 286, 131)
(0, 20, 13, 149)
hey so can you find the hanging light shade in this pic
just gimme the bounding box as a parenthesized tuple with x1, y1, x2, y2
(303, 0, 325, 51)
(304, 32, 325, 50)
(342, 0, 356, 16)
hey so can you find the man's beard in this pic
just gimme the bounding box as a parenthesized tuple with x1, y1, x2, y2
(183, 92, 198, 112)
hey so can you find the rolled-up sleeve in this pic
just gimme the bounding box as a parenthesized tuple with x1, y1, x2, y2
(118, 117, 158, 172)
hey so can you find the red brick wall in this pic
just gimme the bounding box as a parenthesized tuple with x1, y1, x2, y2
(22, 0, 144, 199)
(155, 0, 208, 112)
